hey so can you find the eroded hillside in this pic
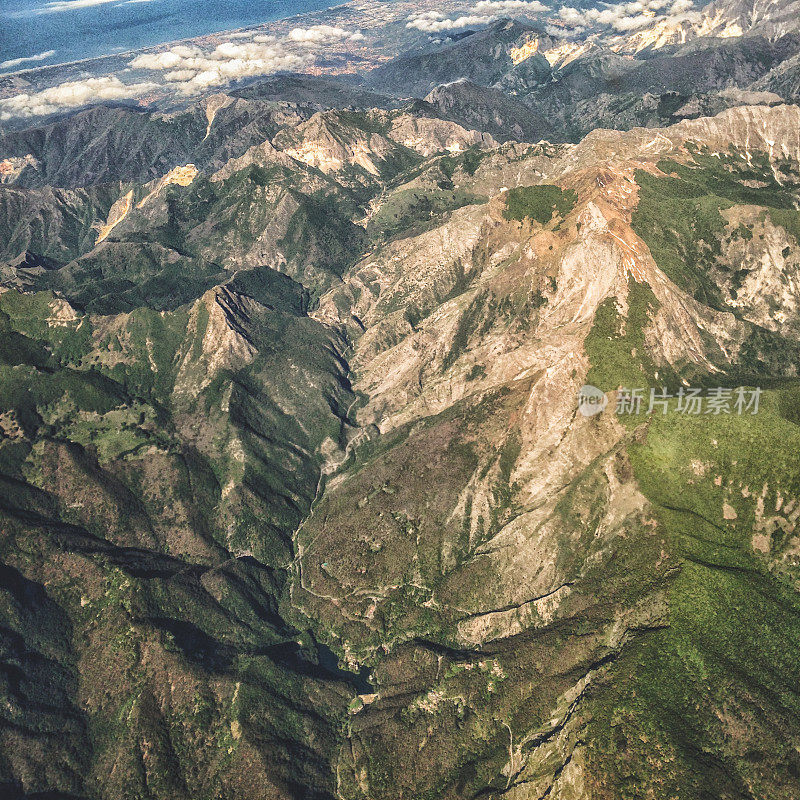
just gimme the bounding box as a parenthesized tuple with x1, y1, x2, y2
(1, 92, 800, 800)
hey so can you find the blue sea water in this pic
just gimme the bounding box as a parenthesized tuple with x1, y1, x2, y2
(0, 0, 345, 71)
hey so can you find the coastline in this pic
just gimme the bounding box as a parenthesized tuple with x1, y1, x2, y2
(0, 1, 363, 78)
(0, 0, 478, 126)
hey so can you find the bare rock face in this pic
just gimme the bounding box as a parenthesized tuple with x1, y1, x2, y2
(715, 204, 800, 335)
(0, 154, 38, 184)
(387, 114, 499, 156)
(615, 0, 800, 54)
(555, 103, 800, 172)
(670, 102, 800, 158)
(273, 110, 410, 181)
(713, 0, 800, 39)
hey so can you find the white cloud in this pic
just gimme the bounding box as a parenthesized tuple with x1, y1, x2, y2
(557, 6, 585, 26)
(125, 25, 365, 94)
(130, 48, 197, 71)
(0, 75, 158, 119)
(129, 39, 314, 93)
(473, 0, 549, 13)
(0, 50, 57, 70)
(287, 25, 364, 45)
(406, 12, 494, 32)
(557, 0, 695, 31)
(405, 1, 548, 33)
(163, 68, 197, 82)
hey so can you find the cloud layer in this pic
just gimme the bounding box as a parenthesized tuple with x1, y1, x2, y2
(406, 12, 495, 33)
(473, 0, 549, 13)
(403, 0, 696, 36)
(558, 0, 696, 32)
(130, 41, 309, 93)
(126, 25, 366, 93)
(0, 21, 370, 118)
(0, 75, 158, 119)
(287, 24, 365, 44)
(406, 1, 549, 33)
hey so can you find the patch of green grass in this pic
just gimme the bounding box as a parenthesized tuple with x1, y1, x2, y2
(584, 279, 675, 397)
(503, 184, 577, 225)
(0, 291, 92, 365)
(97, 305, 190, 403)
(280, 191, 367, 284)
(769, 206, 800, 247)
(438, 147, 490, 182)
(0, 289, 184, 468)
(586, 387, 800, 797)
(367, 187, 484, 242)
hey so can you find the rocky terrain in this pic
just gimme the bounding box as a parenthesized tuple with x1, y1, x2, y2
(2, 4, 800, 799)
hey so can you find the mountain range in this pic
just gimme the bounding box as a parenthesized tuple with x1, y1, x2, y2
(1, 1, 800, 799)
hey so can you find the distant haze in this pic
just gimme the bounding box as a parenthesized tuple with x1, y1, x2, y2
(1, 0, 346, 70)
